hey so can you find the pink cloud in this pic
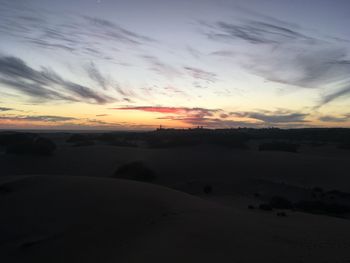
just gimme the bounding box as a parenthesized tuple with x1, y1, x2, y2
(113, 106, 220, 116)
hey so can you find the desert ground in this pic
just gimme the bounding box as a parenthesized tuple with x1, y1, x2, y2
(1, 130, 350, 262)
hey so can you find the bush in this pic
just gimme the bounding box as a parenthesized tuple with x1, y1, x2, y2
(203, 184, 213, 194)
(312, 187, 324, 193)
(0, 133, 35, 147)
(66, 134, 89, 143)
(67, 134, 95, 147)
(259, 203, 273, 211)
(269, 196, 293, 209)
(295, 200, 350, 215)
(0, 185, 12, 194)
(72, 140, 95, 147)
(276, 211, 287, 217)
(259, 142, 299, 153)
(5, 134, 56, 156)
(114, 161, 157, 182)
(338, 142, 350, 150)
(32, 137, 56, 155)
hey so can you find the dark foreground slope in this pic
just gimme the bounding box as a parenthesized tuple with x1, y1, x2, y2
(1, 175, 350, 263)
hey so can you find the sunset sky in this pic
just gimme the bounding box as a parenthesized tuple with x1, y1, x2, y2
(0, 0, 350, 130)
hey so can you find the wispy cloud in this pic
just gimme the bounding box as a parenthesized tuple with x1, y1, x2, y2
(0, 55, 116, 104)
(141, 55, 182, 79)
(156, 115, 258, 128)
(0, 3, 155, 63)
(85, 62, 109, 90)
(0, 114, 76, 122)
(112, 105, 309, 128)
(319, 114, 350, 123)
(206, 20, 314, 45)
(204, 15, 350, 107)
(184, 66, 217, 83)
(113, 106, 219, 116)
(232, 110, 309, 124)
(0, 107, 13, 112)
(320, 85, 350, 107)
(83, 16, 155, 45)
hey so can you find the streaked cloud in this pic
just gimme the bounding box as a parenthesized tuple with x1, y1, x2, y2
(0, 107, 13, 112)
(0, 55, 116, 104)
(113, 106, 219, 116)
(206, 20, 314, 45)
(232, 110, 309, 123)
(141, 55, 182, 79)
(320, 85, 350, 107)
(85, 62, 109, 90)
(0, 3, 155, 64)
(319, 114, 350, 122)
(184, 66, 217, 83)
(113, 106, 310, 128)
(204, 15, 350, 108)
(0, 114, 76, 122)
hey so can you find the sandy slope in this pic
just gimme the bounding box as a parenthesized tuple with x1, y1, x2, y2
(1, 175, 350, 262)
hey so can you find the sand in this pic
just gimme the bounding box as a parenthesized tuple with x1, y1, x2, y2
(2, 175, 350, 263)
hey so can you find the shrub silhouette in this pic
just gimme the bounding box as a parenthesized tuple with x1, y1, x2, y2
(67, 134, 89, 143)
(67, 134, 95, 147)
(312, 187, 324, 193)
(32, 137, 56, 155)
(72, 140, 95, 147)
(114, 161, 156, 182)
(269, 196, 293, 209)
(0, 185, 12, 194)
(4, 133, 56, 156)
(338, 142, 350, 150)
(203, 184, 213, 194)
(276, 211, 287, 217)
(259, 204, 273, 211)
(254, 192, 261, 198)
(259, 142, 299, 153)
(295, 200, 350, 215)
(96, 133, 139, 147)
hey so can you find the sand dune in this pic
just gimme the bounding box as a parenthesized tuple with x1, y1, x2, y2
(1, 175, 350, 262)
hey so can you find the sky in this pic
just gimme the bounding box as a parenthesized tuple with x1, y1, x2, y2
(0, 0, 350, 130)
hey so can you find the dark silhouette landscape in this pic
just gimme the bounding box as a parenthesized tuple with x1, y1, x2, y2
(1, 0, 350, 262)
(1, 128, 350, 262)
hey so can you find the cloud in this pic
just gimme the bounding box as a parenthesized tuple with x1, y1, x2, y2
(83, 16, 155, 45)
(85, 62, 108, 90)
(204, 15, 350, 107)
(0, 55, 116, 104)
(113, 106, 219, 116)
(184, 66, 217, 83)
(331, 60, 350, 65)
(141, 55, 182, 79)
(115, 106, 251, 128)
(0, 107, 13, 112)
(231, 110, 309, 123)
(0, 3, 155, 63)
(186, 46, 202, 59)
(206, 20, 314, 45)
(318, 114, 350, 122)
(0, 113, 141, 130)
(320, 85, 350, 106)
(113, 106, 311, 128)
(254, 48, 350, 89)
(156, 115, 259, 128)
(210, 50, 236, 57)
(0, 114, 76, 122)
